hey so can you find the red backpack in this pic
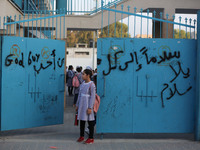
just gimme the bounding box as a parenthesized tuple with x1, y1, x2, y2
(72, 75, 80, 87)
(89, 82, 101, 113)
(94, 94, 100, 113)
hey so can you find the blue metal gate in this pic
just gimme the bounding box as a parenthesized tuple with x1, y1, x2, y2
(0, 36, 65, 131)
(95, 2, 200, 138)
(97, 38, 197, 133)
(1, 0, 200, 140)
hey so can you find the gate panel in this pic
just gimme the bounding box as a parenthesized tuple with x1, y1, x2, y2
(24, 38, 65, 128)
(0, 36, 65, 131)
(132, 39, 196, 133)
(97, 38, 197, 133)
(1, 36, 26, 130)
(97, 38, 134, 133)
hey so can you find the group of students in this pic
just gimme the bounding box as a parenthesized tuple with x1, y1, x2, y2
(66, 65, 98, 144)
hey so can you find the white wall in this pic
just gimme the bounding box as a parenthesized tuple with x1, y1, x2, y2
(66, 47, 97, 70)
(0, 0, 22, 29)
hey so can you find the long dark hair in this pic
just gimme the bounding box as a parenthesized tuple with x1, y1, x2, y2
(83, 69, 92, 78)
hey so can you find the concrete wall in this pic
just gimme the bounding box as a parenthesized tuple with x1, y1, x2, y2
(0, 0, 23, 29)
(66, 47, 97, 70)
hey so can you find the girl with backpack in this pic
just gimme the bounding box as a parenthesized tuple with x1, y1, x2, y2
(76, 69, 96, 144)
(73, 66, 83, 107)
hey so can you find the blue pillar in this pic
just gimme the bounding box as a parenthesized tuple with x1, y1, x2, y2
(196, 10, 200, 141)
(56, 0, 67, 14)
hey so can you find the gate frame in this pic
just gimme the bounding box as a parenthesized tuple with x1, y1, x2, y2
(196, 10, 200, 141)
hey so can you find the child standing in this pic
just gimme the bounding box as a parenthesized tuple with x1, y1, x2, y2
(76, 69, 96, 144)
(73, 66, 83, 107)
(67, 65, 74, 96)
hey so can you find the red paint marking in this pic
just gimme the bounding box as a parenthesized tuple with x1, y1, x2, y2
(49, 146, 58, 149)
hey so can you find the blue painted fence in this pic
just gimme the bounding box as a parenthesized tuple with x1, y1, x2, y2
(101, 3, 197, 39)
(0, 1, 197, 40)
(0, 4, 196, 40)
(0, 36, 65, 131)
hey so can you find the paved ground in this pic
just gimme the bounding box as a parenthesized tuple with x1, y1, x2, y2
(0, 95, 200, 150)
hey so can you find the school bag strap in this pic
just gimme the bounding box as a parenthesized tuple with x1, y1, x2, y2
(88, 82, 94, 94)
(89, 82, 101, 113)
(77, 73, 82, 84)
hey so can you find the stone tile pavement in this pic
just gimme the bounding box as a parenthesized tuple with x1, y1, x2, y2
(0, 95, 200, 150)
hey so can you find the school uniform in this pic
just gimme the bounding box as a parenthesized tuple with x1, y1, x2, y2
(67, 70, 74, 95)
(76, 81, 96, 121)
(76, 81, 96, 138)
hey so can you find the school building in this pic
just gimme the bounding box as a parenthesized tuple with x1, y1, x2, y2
(1, 0, 200, 38)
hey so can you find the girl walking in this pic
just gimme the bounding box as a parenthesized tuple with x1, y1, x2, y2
(76, 69, 96, 144)
(67, 65, 74, 96)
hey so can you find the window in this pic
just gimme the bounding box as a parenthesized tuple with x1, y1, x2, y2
(75, 52, 89, 55)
